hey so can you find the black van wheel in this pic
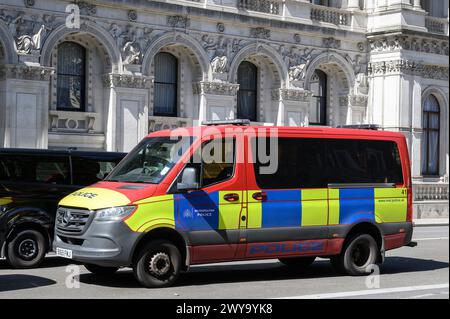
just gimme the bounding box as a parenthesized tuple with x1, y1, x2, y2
(7, 229, 47, 269)
(331, 234, 379, 276)
(133, 240, 181, 288)
(279, 256, 316, 268)
(84, 264, 119, 275)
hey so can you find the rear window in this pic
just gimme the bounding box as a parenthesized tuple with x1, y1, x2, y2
(251, 137, 403, 189)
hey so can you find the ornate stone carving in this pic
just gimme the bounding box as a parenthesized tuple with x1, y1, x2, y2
(74, 1, 97, 16)
(368, 59, 449, 80)
(216, 22, 225, 33)
(322, 37, 341, 49)
(280, 45, 315, 82)
(108, 24, 152, 64)
(271, 88, 313, 102)
(24, 0, 35, 7)
(193, 82, 240, 96)
(250, 27, 270, 39)
(103, 73, 153, 89)
(311, 7, 349, 25)
(128, 10, 137, 22)
(369, 35, 449, 56)
(200, 34, 243, 74)
(0, 64, 54, 81)
(167, 15, 190, 28)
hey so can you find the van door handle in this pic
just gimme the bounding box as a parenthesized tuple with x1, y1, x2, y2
(252, 192, 267, 201)
(223, 193, 239, 202)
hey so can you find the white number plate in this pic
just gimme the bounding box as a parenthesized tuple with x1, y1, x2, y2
(56, 247, 73, 259)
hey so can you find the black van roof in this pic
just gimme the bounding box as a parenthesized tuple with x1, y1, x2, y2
(0, 148, 126, 159)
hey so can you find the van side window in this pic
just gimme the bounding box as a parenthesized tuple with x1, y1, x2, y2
(326, 140, 403, 184)
(252, 137, 327, 189)
(191, 138, 235, 188)
(71, 157, 120, 186)
(0, 155, 70, 184)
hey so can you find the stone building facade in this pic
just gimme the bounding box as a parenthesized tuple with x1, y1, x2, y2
(0, 0, 448, 216)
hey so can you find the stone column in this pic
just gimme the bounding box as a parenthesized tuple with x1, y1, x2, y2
(0, 64, 53, 148)
(346, 95, 369, 124)
(103, 73, 152, 152)
(272, 88, 313, 126)
(193, 81, 240, 122)
(413, 0, 421, 9)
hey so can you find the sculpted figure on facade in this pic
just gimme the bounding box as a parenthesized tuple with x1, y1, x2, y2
(281, 45, 314, 82)
(0, 10, 24, 38)
(11, 14, 54, 54)
(201, 34, 242, 74)
(122, 33, 142, 64)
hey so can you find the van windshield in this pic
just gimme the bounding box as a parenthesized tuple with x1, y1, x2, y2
(106, 136, 194, 184)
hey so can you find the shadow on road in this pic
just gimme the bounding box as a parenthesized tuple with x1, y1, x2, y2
(0, 256, 79, 270)
(0, 275, 56, 292)
(382, 256, 449, 274)
(78, 256, 449, 289)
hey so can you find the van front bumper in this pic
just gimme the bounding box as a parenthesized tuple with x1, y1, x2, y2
(54, 220, 140, 267)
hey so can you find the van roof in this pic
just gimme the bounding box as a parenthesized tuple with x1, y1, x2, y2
(146, 125, 405, 140)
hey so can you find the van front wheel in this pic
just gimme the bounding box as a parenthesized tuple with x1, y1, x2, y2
(133, 240, 181, 288)
(331, 234, 379, 276)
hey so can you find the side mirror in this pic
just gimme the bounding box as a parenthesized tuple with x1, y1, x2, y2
(177, 167, 199, 192)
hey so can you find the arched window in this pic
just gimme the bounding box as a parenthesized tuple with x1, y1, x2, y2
(57, 42, 86, 111)
(422, 95, 440, 176)
(237, 61, 257, 122)
(154, 52, 178, 117)
(309, 69, 327, 125)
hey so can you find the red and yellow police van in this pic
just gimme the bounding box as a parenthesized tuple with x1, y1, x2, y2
(54, 120, 414, 288)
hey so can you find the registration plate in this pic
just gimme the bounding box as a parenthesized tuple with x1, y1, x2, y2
(56, 247, 73, 259)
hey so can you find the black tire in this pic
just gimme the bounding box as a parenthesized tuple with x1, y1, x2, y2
(6, 229, 47, 269)
(133, 240, 181, 288)
(279, 256, 316, 268)
(331, 234, 379, 276)
(84, 264, 119, 275)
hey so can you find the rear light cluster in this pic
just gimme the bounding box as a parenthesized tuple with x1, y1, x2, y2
(406, 187, 413, 222)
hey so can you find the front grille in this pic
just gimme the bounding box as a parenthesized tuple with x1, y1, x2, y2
(56, 207, 92, 234)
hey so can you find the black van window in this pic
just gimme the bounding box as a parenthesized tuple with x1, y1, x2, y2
(326, 139, 403, 184)
(0, 155, 70, 184)
(71, 157, 121, 186)
(251, 137, 327, 189)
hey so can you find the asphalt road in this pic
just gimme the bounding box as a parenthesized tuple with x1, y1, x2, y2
(0, 226, 448, 299)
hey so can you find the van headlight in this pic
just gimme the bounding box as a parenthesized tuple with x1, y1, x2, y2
(94, 206, 136, 221)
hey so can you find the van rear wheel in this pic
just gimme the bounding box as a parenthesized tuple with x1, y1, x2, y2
(133, 240, 181, 288)
(331, 234, 379, 276)
(6, 229, 47, 269)
(279, 256, 316, 268)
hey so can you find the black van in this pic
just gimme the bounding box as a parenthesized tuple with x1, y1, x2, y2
(0, 148, 126, 268)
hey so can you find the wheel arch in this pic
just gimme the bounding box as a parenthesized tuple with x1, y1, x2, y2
(343, 221, 384, 262)
(131, 227, 189, 270)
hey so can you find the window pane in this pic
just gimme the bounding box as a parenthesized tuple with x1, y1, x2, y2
(201, 138, 235, 187)
(237, 62, 257, 121)
(422, 94, 440, 175)
(57, 42, 86, 110)
(326, 139, 403, 184)
(72, 158, 121, 186)
(252, 137, 327, 189)
(154, 53, 177, 116)
(309, 70, 327, 125)
(428, 131, 439, 174)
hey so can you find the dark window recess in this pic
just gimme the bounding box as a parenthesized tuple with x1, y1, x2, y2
(237, 61, 257, 122)
(57, 42, 86, 111)
(71, 157, 120, 186)
(309, 69, 327, 125)
(251, 137, 403, 189)
(421, 94, 440, 176)
(0, 155, 70, 184)
(154, 52, 178, 117)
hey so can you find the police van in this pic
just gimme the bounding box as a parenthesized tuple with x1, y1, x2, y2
(54, 120, 415, 288)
